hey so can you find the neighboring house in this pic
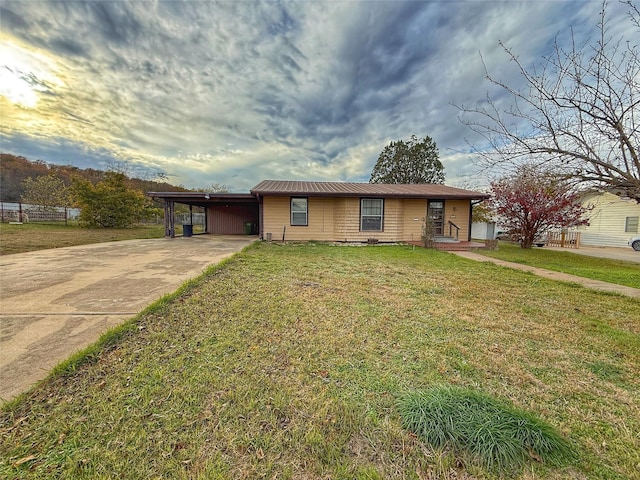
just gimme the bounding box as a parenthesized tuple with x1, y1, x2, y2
(149, 180, 489, 243)
(471, 222, 497, 240)
(568, 191, 640, 247)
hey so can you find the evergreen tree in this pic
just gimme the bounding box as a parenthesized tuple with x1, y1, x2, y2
(370, 135, 444, 184)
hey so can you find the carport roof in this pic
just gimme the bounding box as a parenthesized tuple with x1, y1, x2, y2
(251, 180, 489, 199)
(147, 192, 257, 206)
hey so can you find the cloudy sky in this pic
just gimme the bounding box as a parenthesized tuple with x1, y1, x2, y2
(0, 1, 634, 191)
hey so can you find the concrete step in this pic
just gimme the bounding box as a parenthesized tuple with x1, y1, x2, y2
(434, 241, 485, 251)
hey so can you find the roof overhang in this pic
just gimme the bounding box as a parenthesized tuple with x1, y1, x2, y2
(148, 181, 491, 206)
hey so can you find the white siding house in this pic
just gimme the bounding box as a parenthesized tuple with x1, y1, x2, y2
(471, 222, 496, 240)
(569, 192, 640, 247)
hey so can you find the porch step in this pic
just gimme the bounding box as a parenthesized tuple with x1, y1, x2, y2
(433, 235, 459, 243)
(407, 240, 487, 251)
(435, 241, 485, 251)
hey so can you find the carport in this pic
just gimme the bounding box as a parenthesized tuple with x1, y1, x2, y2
(148, 192, 259, 238)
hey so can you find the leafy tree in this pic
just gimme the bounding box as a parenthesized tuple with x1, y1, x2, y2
(21, 174, 70, 211)
(490, 165, 590, 248)
(471, 201, 494, 224)
(370, 135, 445, 184)
(460, 1, 640, 202)
(71, 172, 146, 228)
(455, 181, 494, 223)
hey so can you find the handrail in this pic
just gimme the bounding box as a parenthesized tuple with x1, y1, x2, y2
(448, 221, 460, 240)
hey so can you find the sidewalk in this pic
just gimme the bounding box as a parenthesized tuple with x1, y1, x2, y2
(452, 251, 640, 299)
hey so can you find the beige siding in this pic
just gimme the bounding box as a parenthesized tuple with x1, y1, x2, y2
(444, 199, 470, 240)
(262, 196, 336, 241)
(402, 199, 428, 242)
(262, 195, 472, 242)
(570, 192, 640, 247)
(333, 198, 404, 242)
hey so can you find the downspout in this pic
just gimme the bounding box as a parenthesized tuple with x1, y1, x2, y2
(256, 193, 263, 240)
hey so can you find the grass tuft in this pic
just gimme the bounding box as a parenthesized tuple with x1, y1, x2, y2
(397, 385, 573, 473)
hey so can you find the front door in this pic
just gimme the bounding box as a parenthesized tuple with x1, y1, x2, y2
(427, 201, 444, 236)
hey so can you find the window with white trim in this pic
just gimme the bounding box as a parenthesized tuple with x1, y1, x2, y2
(625, 216, 639, 233)
(291, 197, 308, 226)
(360, 198, 384, 231)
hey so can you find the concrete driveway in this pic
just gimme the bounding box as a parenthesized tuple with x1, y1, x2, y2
(0, 235, 255, 402)
(545, 245, 640, 263)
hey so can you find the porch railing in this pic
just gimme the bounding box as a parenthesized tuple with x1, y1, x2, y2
(547, 231, 581, 248)
(448, 221, 460, 240)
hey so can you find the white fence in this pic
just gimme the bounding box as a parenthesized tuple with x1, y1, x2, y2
(0, 202, 80, 223)
(175, 212, 206, 226)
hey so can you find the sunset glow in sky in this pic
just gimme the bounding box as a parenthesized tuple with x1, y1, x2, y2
(0, 1, 634, 190)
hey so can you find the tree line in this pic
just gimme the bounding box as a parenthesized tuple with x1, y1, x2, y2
(0, 154, 187, 203)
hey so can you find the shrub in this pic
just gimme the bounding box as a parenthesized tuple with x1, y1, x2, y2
(71, 172, 146, 228)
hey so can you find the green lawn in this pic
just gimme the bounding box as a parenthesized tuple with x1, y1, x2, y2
(1, 244, 638, 479)
(0, 222, 172, 255)
(475, 242, 640, 288)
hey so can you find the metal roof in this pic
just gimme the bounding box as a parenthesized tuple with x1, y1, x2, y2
(251, 180, 489, 199)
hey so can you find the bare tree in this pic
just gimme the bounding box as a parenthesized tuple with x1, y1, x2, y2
(459, 1, 640, 202)
(105, 159, 168, 183)
(196, 183, 231, 193)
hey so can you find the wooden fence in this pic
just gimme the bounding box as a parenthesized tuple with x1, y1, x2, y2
(547, 231, 581, 248)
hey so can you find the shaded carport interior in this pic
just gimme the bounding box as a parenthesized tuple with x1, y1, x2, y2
(148, 192, 259, 237)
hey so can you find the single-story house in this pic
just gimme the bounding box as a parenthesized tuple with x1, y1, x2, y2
(149, 180, 489, 243)
(567, 191, 640, 248)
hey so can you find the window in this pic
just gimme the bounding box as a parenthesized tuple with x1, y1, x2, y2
(427, 200, 444, 236)
(625, 216, 639, 233)
(291, 197, 308, 226)
(361, 198, 383, 231)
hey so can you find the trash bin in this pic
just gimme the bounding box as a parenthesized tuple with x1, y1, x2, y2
(244, 222, 253, 235)
(183, 224, 193, 237)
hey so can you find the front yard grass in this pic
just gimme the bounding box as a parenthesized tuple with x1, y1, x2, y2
(0, 222, 166, 255)
(476, 242, 640, 288)
(1, 243, 638, 479)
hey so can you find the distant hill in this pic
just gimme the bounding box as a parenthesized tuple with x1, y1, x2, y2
(0, 153, 189, 202)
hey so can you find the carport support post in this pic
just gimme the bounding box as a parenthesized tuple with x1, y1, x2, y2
(169, 201, 175, 238)
(163, 202, 168, 237)
(164, 201, 176, 238)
